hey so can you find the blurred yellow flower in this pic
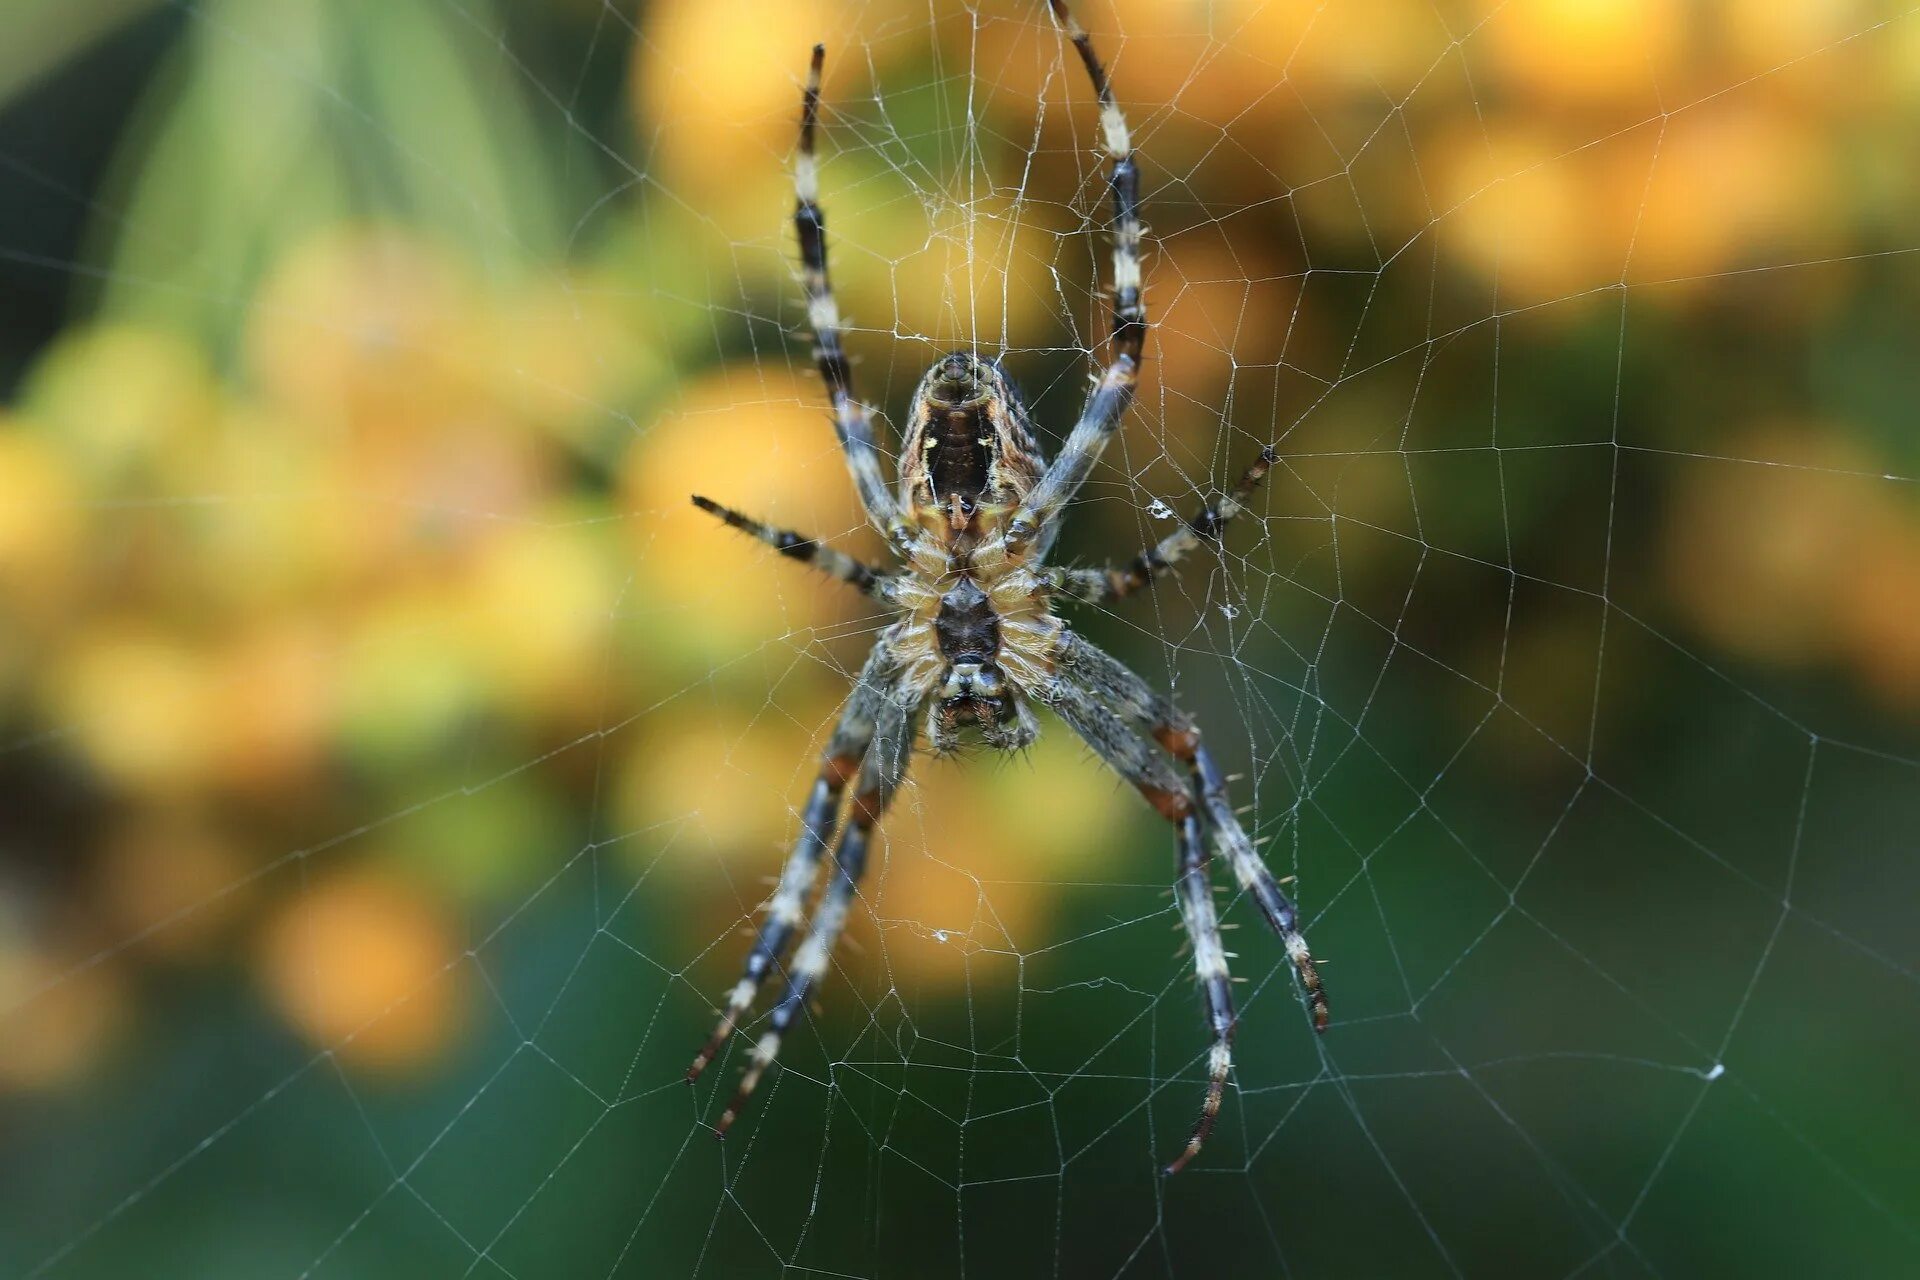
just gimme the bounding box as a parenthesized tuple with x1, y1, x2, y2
(1838, 530, 1920, 707)
(179, 400, 342, 615)
(1429, 120, 1612, 308)
(334, 592, 489, 767)
(1151, 231, 1292, 403)
(1665, 424, 1920, 708)
(1627, 103, 1834, 284)
(22, 324, 217, 488)
(617, 700, 824, 879)
(210, 623, 333, 796)
(0, 423, 86, 626)
(833, 176, 1065, 353)
(477, 272, 664, 450)
(461, 513, 621, 720)
(247, 226, 487, 436)
(875, 729, 1131, 982)
(1716, 0, 1865, 91)
(256, 869, 468, 1072)
(634, 0, 842, 238)
(1228, 0, 1455, 101)
(47, 629, 222, 798)
(627, 689, 1136, 991)
(1477, 0, 1685, 111)
(620, 362, 880, 674)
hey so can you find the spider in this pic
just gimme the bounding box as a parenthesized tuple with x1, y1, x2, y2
(684, 0, 1327, 1176)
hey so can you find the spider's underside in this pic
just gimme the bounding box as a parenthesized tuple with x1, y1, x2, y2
(685, 0, 1327, 1176)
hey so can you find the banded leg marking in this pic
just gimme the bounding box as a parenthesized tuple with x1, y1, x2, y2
(1183, 737, 1327, 1032)
(794, 45, 910, 549)
(1043, 672, 1192, 824)
(1044, 663, 1240, 1173)
(1010, 0, 1146, 556)
(1165, 811, 1236, 1177)
(690, 494, 891, 598)
(1049, 631, 1329, 1172)
(714, 696, 916, 1135)
(716, 822, 870, 1134)
(1044, 445, 1278, 604)
(687, 641, 897, 1085)
(1047, 0, 1143, 363)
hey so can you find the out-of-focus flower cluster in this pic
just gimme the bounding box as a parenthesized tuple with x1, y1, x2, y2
(2, 0, 1914, 1095)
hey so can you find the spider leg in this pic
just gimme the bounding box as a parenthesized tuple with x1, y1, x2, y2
(1044, 446, 1277, 605)
(687, 638, 898, 1085)
(1008, 1, 1145, 557)
(1057, 633, 1327, 1029)
(1043, 667, 1237, 1175)
(1045, 633, 1327, 1173)
(794, 45, 913, 552)
(690, 495, 893, 598)
(715, 689, 917, 1136)
(1166, 805, 1236, 1175)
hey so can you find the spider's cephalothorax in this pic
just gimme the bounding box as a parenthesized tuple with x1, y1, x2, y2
(684, 1, 1328, 1177)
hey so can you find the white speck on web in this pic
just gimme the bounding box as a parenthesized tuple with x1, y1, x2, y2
(1146, 498, 1175, 520)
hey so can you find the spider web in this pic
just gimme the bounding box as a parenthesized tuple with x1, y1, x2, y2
(2, 1, 1918, 1277)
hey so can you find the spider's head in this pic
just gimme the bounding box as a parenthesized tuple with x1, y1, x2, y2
(929, 662, 1037, 754)
(901, 351, 1045, 532)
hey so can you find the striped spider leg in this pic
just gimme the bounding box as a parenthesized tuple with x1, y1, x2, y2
(685, 636, 916, 1134)
(792, 43, 915, 555)
(1005, 0, 1148, 560)
(1048, 633, 1326, 1175)
(1044, 445, 1279, 605)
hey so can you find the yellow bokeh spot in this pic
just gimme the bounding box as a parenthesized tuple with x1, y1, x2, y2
(48, 630, 221, 797)
(46, 622, 330, 803)
(1837, 527, 1920, 709)
(620, 363, 879, 674)
(1151, 232, 1293, 401)
(1628, 104, 1833, 284)
(1478, 0, 1685, 109)
(838, 179, 1066, 352)
(256, 870, 468, 1072)
(479, 272, 662, 447)
(0, 423, 85, 620)
(179, 400, 341, 613)
(335, 592, 487, 765)
(1664, 423, 1920, 711)
(1229, 0, 1456, 100)
(1431, 122, 1617, 306)
(877, 727, 1132, 981)
(246, 225, 486, 436)
(634, 0, 839, 235)
(1716, 0, 1861, 89)
(210, 623, 333, 795)
(628, 691, 1138, 990)
(22, 323, 216, 486)
(462, 514, 619, 717)
(617, 702, 820, 876)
